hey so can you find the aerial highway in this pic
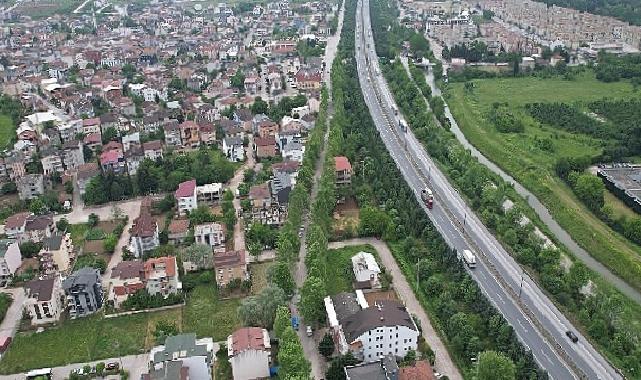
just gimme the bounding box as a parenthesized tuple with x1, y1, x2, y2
(354, 0, 622, 379)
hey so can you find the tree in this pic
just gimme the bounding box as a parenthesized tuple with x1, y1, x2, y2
(29, 197, 48, 215)
(318, 333, 335, 358)
(231, 69, 246, 91)
(573, 173, 605, 212)
(477, 350, 516, 380)
(183, 244, 213, 269)
(358, 206, 390, 237)
(56, 218, 69, 232)
(237, 285, 286, 328)
(273, 305, 291, 338)
(103, 234, 118, 253)
(64, 181, 74, 194)
(279, 326, 311, 378)
(19, 242, 43, 258)
(88, 213, 100, 227)
(102, 126, 118, 144)
(95, 362, 105, 376)
(325, 353, 358, 380)
(251, 97, 269, 114)
(268, 261, 296, 296)
(299, 275, 326, 324)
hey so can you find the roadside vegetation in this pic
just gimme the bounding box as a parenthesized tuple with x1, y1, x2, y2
(317, 1, 546, 378)
(367, 0, 641, 373)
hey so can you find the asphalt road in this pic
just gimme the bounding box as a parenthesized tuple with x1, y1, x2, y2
(354, 0, 620, 379)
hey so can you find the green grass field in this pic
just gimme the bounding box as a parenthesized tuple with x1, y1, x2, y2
(446, 72, 641, 291)
(0, 286, 240, 374)
(0, 115, 15, 151)
(325, 244, 379, 295)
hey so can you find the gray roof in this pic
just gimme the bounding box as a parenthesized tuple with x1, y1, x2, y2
(331, 292, 361, 323)
(144, 360, 184, 380)
(345, 361, 388, 380)
(42, 235, 63, 251)
(153, 333, 209, 364)
(62, 267, 100, 290)
(224, 137, 243, 146)
(342, 300, 416, 343)
(345, 356, 399, 380)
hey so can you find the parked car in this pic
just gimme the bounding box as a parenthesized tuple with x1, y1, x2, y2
(106, 362, 119, 371)
(306, 326, 313, 337)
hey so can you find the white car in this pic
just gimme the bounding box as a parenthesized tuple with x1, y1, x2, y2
(306, 326, 313, 337)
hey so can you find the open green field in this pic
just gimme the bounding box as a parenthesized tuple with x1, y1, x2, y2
(446, 72, 641, 291)
(325, 244, 378, 295)
(0, 115, 15, 151)
(0, 285, 240, 374)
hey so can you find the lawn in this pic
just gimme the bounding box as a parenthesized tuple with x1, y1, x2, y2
(0, 285, 241, 374)
(0, 115, 14, 151)
(249, 262, 273, 295)
(68, 223, 89, 248)
(325, 244, 378, 295)
(182, 286, 241, 341)
(447, 73, 641, 291)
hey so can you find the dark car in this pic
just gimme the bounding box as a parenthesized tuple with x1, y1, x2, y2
(566, 330, 579, 343)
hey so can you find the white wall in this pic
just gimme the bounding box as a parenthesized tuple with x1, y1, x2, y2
(357, 325, 419, 362)
(230, 349, 270, 380)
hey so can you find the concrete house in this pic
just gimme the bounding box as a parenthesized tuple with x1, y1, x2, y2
(168, 219, 190, 246)
(227, 327, 271, 380)
(223, 137, 245, 162)
(196, 183, 223, 204)
(17, 174, 44, 200)
(24, 276, 65, 325)
(63, 267, 104, 318)
(108, 261, 145, 309)
(194, 222, 225, 249)
(41, 233, 74, 273)
(213, 250, 248, 287)
(335, 156, 352, 186)
(351, 251, 381, 289)
(0, 240, 21, 287)
(146, 333, 215, 380)
(129, 210, 160, 258)
(144, 256, 181, 297)
(344, 356, 400, 380)
(254, 136, 277, 159)
(325, 293, 419, 362)
(175, 179, 198, 216)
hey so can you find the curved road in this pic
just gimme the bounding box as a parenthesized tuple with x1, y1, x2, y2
(356, 0, 620, 378)
(422, 46, 641, 305)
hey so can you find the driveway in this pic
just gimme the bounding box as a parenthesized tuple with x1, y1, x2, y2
(328, 238, 462, 380)
(0, 288, 25, 340)
(229, 136, 256, 252)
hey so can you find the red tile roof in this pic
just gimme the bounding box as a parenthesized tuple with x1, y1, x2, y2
(254, 136, 276, 147)
(113, 282, 145, 296)
(175, 179, 197, 198)
(4, 212, 30, 229)
(143, 140, 162, 151)
(399, 360, 435, 380)
(83, 117, 101, 127)
(144, 256, 177, 278)
(84, 133, 102, 145)
(100, 149, 123, 165)
(168, 219, 190, 234)
(230, 327, 267, 355)
(130, 211, 157, 238)
(334, 156, 352, 172)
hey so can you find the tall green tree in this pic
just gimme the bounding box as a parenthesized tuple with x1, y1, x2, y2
(477, 350, 516, 380)
(299, 275, 326, 324)
(273, 305, 291, 338)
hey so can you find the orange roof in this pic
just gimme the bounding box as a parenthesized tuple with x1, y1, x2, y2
(334, 156, 352, 172)
(113, 282, 145, 296)
(399, 360, 435, 380)
(143, 256, 177, 279)
(230, 327, 267, 355)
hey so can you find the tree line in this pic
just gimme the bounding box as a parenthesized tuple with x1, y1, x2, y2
(380, 4, 641, 374)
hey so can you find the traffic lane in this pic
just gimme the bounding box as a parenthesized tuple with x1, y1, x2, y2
(365, 38, 617, 380)
(355, 26, 576, 379)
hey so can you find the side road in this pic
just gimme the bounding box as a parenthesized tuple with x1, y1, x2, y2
(328, 238, 463, 380)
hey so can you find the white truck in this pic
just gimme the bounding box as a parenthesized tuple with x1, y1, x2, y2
(460, 249, 477, 269)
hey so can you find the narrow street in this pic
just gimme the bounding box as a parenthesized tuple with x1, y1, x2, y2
(328, 238, 463, 380)
(291, 2, 345, 379)
(228, 135, 256, 252)
(0, 288, 26, 341)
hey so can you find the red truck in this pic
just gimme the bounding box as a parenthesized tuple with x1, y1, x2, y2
(421, 188, 434, 209)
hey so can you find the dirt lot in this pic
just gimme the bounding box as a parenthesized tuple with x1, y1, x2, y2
(333, 196, 360, 238)
(363, 290, 398, 305)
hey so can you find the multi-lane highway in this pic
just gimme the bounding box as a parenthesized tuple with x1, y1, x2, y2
(354, 0, 621, 379)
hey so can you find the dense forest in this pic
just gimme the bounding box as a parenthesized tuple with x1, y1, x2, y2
(595, 52, 641, 83)
(539, 0, 641, 26)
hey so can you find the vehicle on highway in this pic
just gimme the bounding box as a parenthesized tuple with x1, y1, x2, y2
(460, 249, 477, 269)
(306, 325, 313, 337)
(566, 330, 579, 343)
(421, 188, 434, 209)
